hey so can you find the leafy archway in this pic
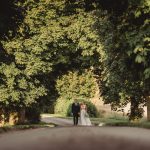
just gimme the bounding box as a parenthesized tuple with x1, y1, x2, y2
(0, 0, 149, 124)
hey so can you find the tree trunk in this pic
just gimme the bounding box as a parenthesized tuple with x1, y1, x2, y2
(0, 109, 4, 127)
(9, 112, 18, 125)
(18, 108, 26, 124)
(8, 108, 26, 125)
(147, 96, 150, 121)
(129, 96, 141, 121)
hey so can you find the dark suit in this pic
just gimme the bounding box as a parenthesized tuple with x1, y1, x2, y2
(71, 102, 80, 125)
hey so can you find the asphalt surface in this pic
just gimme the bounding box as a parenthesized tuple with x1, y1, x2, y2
(41, 115, 74, 126)
(0, 126, 150, 150)
(0, 116, 150, 150)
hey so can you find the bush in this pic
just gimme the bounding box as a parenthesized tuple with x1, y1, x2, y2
(42, 104, 55, 114)
(25, 106, 41, 124)
(54, 98, 99, 117)
(54, 98, 72, 116)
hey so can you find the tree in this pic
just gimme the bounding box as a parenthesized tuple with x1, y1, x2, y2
(56, 70, 97, 99)
(1, 0, 149, 123)
(0, 0, 103, 123)
(96, 0, 150, 120)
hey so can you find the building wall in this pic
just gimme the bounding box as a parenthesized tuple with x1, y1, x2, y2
(90, 84, 147, 117)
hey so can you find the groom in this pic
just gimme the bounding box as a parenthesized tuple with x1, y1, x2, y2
(71, 99, 80, 126)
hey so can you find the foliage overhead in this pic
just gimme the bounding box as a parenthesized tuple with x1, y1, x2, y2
(56, 70, 97, 99)
(0, 0, 149, 121)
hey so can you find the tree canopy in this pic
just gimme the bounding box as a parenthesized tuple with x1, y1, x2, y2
(0, 0, 149, 122)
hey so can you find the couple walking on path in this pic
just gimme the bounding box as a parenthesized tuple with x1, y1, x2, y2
(71, 99, 92, 126)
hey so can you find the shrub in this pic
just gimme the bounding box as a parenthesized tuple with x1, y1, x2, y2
(54, 98, 73, 116)
(55, 98, 99, 117)
(25, 106, 41, 124)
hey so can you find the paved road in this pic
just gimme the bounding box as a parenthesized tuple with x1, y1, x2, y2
(1, 116, 150, 150)
(0, 127, 150, 150)
(41, 114, 74, 126)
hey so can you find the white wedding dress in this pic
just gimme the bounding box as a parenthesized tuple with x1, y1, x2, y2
(80, 108, 92, 126)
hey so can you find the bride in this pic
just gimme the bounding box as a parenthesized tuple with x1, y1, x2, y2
(80, 103, 92, 126)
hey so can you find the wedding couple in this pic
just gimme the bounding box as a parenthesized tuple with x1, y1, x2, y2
(71, 99, 92, 126)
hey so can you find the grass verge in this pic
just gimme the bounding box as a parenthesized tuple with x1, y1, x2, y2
(91, 117, 150, 129)
(0, 122, 56, 134)
(41, 114, 150, 129)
